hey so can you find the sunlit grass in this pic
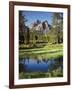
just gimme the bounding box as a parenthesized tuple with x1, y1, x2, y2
(19, 44, 63, 59)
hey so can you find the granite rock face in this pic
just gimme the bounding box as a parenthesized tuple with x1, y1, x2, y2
(19, 20, 51, 44)
(30, 20, 50, 35)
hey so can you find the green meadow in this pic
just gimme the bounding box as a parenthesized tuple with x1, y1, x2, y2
(19, 44, 63, 59)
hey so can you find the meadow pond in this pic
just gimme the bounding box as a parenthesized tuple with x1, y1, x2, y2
(19, 44, 63, 79)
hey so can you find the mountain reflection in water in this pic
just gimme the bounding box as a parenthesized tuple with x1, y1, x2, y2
(19, 57, 63, 73)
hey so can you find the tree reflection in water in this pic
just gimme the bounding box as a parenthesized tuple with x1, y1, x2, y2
(19, 56, 63, 73)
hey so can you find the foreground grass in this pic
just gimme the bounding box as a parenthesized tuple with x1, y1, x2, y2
(19, 51, 63, 60)
(19, 67, 63, 79)
(19, 44, 63, 59)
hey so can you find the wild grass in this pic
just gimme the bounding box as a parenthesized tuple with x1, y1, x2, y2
(19, 44, 63, 59)
(19, 67, 63, 79)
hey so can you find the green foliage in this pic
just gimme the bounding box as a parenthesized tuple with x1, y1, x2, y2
(50, 13, 63, 43)
(46, 13, 63, 44)
(19, 11, 30, 44)
(19, 11, 27, 43)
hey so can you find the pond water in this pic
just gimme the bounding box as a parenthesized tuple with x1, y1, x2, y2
(19, 57, 63, 73)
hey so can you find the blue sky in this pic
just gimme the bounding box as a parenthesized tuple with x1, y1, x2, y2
(21, 11, 53, 27)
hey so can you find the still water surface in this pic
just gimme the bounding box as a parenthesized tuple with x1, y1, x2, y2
(19, 57, 63, 72)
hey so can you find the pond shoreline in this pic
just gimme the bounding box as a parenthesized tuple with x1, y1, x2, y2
(19, 44, 63, 59)
(19, 56, 63, 79)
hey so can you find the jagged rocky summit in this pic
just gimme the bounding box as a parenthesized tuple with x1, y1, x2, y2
(30, 20, 51, 35)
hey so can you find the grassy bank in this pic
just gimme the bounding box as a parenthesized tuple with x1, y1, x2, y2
(19, 44, 63, 59)
(19, 67, 63, 79)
